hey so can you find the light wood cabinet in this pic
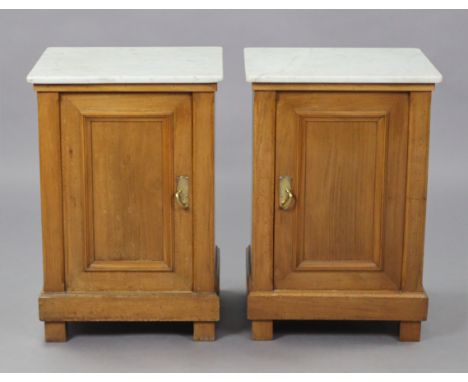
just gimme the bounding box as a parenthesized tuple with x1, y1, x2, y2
(245, 48, 442, 341)
(28, 48, 223, 341)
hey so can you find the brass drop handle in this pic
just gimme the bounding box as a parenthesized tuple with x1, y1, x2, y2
(175, 176, 189, 209)
(279, 176, 295, 210)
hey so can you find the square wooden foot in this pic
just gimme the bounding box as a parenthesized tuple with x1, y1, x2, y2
(399, 321, 421, 342)
(44, 322, 67, 342)
(193, 322, 216, 341)
(251, 320, 273, 340)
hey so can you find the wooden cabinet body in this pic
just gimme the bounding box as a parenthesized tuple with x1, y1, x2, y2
(35, 84, 219, 341)
(247, 83, 435, 341)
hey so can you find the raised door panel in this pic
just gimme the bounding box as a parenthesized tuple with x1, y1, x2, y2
(274, 92, 408, 290)
(298, 114, 386, 270)
(86, 118, 172, 270)
(61, 94, 192, 291)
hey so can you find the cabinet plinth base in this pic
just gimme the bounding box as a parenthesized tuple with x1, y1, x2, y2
(399, 321, 421, 342)
(39, 291, 220, 323)
(44, 322, 67, 342)
(248, 290, 428, 340)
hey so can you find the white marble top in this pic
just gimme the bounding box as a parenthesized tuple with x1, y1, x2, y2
(27, 47, 223, 84)
(244, 48, 442, 83)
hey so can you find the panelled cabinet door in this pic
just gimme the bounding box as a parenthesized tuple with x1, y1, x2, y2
(61, 94, 193, 291)
(274, 92, 409, 290)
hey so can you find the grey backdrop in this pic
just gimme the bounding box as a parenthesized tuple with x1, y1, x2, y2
(0, 10, 467, 372)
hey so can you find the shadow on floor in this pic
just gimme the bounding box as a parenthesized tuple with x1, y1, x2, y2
(68, 321, 193, 339)
(218, 290, 249, 338)
(275, 320, 399, 339)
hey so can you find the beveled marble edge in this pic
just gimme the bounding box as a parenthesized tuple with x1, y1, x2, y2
(27, 47, 223, 84)
(28, 74, 222, 84)
(244, 48, 442, 84)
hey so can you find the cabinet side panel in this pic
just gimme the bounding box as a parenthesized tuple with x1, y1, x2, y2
(193, 92, 216, 292)
(37, 92, 65, 292)
(251, 91, 276, 291)
(402, 92, 432, 291)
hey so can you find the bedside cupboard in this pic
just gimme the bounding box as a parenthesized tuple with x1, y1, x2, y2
(244, 48, 442, 341)
(27, 47, 223, 341)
